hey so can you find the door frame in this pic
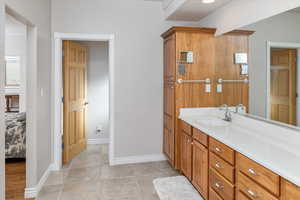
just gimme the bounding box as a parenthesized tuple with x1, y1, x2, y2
(52, 33, 115, 170)
(1, 5, 38, 199)
(266, 41, 300, 120)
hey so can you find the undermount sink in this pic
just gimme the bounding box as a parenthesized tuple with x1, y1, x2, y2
(195, 118, 230, 127)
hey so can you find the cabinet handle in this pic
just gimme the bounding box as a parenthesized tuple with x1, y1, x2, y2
(246, 189, 259, 198)
(214, 147, 223, 153)
(215, 163, 223, 169)
(215, 182, 224, 190)
(248, 168, 257, 175)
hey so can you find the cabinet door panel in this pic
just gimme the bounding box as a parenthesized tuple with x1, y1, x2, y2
(181, 132, 192, 180)
(192, 140, 208, 199)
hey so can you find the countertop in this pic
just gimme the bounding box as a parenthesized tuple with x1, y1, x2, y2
(179, 108, 300, 187)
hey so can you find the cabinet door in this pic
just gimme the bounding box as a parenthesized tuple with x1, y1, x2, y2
(163, 34, 176, 165)
(192, 140, 208, 199)
(164, 34, 176, 81)
(163, 84, 175, 163)
(281, 179, 300, 200)
(181, 132, 193, 180)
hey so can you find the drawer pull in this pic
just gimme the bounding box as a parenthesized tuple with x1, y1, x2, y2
(215, 163, 223, 169)
(246, 189, 259, 198)
(248, 168, 257, 175)
(214, 147, 223, 153)
(215, 182, 224, 190)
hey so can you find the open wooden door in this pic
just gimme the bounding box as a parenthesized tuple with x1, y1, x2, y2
(63, 41, 87, 164)
(270, 49, 297, 125)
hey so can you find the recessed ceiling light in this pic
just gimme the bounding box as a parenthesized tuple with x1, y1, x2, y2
(202, 0, 215, 3)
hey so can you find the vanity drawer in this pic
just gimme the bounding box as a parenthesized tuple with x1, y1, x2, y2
(209, 168, 234, 200)
(209, 188, 223, 200)
(236, 191, 251, 200)
(192, 128, 208, 147)
(181, 121, 192, 136)
(210, 152, 235, 183)
(237, 172, 278, 200)
(237, 153, 280, 196)
(209, 138, 235, 165)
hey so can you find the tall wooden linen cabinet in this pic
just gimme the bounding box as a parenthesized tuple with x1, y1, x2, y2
(162, 27, 254, 168)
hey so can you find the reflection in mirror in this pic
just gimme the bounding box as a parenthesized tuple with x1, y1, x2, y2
(241, 7, 300, 127)
(5, 56, 21, 86)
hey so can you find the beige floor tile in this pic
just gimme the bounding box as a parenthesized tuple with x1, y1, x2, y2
(65, 166, 101, 183)
(37, 184, 63, 200)
(39, 145, 178, 200)
(100, 164, 135, 179)
(60, 180, 104, 200)
(43, 170, 69, 186)
(101, 177, 141, 200)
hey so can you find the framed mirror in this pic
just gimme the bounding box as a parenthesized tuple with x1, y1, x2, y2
(5, 56, 21, 86)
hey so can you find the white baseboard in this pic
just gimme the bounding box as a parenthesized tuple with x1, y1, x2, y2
(111, 154, 166, 166)
(87, 138, 109, 145)
(24, 163, 54, 198)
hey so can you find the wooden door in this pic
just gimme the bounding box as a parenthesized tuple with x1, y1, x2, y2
(270, 49, 296, 125)
(192, 140, 208, 199)
(163, 35, 176, 165)
(63, 41, 87, 164)
(180, 132, 193, 180)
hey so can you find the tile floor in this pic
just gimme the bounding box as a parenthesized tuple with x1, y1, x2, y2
(37, 144, 179, 200)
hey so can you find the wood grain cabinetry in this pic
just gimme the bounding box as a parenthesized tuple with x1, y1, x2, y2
(236, 153, 280, 196)
(162, 27, 253, 168)
(181, 131, 193, 180)
(209, 168, 235, 200)
(281, 179, 300, 200)
(209, 138, 235, 165)
(192, 140, 208, 199)
(237, 172, 278, 200)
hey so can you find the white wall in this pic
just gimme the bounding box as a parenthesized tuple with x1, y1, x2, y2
(1, 0, 52, 189)
(51, 0, 198, 158)
(0, 0, 5, 198)
(244, 11, 300, 118)
(198, 0, 300, 35)
(85, 42, 109, 141)
(5, 14, 27, 112)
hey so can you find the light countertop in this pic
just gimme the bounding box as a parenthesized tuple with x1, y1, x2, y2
(179, 108, 300, 187)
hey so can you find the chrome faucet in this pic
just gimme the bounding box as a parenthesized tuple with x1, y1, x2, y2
(219, 104, 232, 122)
(235, 104, 245, 113)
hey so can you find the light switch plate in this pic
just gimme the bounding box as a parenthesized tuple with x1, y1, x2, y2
(205, 84, 211, 93)
(234, 53, 248, 64)
(217, 84, 222, 93)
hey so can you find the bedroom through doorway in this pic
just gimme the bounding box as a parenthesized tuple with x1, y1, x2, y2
(4, 13, 28, 200)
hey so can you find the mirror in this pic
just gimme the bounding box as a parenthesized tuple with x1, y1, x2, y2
(5, 56, 21, 86)
(238, 7, 300, 128)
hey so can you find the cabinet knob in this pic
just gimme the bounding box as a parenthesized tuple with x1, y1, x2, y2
(215, 182, 224, 190)
(248, 168, 257, 175)
(215, 163, 223, 169)
(246, 189, 259, 198)
(214, 147, 222, 153)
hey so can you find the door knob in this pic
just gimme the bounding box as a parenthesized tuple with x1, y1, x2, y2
(84, 102, 89, 106)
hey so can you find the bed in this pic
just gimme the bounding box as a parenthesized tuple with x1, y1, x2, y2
(5, 112, 26, 159)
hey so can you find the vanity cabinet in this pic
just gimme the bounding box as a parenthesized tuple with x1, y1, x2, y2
(180, 130, 193, 180)
(281, 179, 300, 200)
(192, 140, 208, 199)
(162, 27, 253, 169)
(178, 119, 300, 200)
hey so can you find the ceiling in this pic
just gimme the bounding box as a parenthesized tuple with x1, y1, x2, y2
(166, 0, 232, 21)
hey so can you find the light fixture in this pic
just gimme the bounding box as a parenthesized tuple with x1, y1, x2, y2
(202, 0, 215, 3)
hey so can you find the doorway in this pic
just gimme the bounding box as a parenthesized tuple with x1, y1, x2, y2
(266, 41, 300, 126)
(269, 48, 297, 125)
(53, 33, 115, 170)
(2, 6, 38, 200)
